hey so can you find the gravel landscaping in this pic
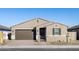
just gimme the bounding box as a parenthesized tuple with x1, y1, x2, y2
(1, 40, 79, 46)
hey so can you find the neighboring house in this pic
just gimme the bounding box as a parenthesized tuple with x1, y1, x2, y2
(0, 25, 11, 40)
(11, 18, 76, 42)
(68, 25, 79, 40)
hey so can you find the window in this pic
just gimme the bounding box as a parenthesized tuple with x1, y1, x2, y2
(53, 28, 61, 35)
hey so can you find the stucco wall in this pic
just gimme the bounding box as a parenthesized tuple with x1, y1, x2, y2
(3, 31, 9, 40)
(46, 23, 68, 42)
(68, 32, 76, 42)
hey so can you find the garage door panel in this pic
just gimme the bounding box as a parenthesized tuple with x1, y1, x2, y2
(15, 29, 33, 40)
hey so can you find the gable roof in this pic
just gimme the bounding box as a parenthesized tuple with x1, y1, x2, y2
(37, 18, 68, 27)
(0, 24, 11, 31)
(11, 18, 68, 28)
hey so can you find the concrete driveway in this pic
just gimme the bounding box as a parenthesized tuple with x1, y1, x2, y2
(5, 40, 35, 46)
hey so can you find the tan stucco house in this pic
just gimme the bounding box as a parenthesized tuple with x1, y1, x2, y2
(11, 18, 76, 42)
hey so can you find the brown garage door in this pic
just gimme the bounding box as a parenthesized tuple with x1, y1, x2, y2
(15, 29, 33, 40)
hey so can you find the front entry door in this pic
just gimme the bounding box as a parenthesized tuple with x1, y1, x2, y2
(40, 27, 46, 41)
(32, 27, 36, 41)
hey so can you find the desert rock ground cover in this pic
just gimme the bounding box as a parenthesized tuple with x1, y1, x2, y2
(1, 40, 79, 46)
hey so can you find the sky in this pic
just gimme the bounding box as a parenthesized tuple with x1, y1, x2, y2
(0, 8, 79, 27)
